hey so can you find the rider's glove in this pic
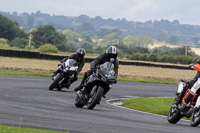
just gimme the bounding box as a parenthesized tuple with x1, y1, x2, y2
(91, 68, 95, 72)
(75, 70, 78, 74)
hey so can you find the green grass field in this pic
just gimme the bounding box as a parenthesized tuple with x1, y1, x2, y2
(0, 125, 68, 133)
(121, 97, 174, 116)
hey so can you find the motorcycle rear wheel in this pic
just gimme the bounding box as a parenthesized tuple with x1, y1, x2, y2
(49, 74, 63, 90)
(167, 105, 182, 124)
(190, 109, 200, 127)
(87, 86, 103, 110)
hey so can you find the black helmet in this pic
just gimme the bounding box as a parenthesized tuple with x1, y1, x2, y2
(106, 46, 118, 59)
(76, 48, 86, 59)
(196, 59, 200, 64)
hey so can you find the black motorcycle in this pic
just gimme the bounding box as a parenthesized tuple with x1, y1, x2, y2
(75, 62, 117, 109)
(49, 59, 78, 91)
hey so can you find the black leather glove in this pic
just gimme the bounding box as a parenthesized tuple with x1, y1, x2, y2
(75, 70, 78, 74)
(91, 68, 95, 72)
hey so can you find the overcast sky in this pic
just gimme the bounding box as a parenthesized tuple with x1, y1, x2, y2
(1, 0, 200, 25)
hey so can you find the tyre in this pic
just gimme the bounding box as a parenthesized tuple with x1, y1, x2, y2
(87, 86, 103, 110)
(190, 109, 200, 127)
(75, 95, 84, 108)
(49, 74, 63, 90)
(167, 105, 182, 124)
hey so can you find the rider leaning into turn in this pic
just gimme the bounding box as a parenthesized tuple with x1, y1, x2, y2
(175, 59, 200, 107)
(74, 46, 119, 92)
(54, 48, 86, 88)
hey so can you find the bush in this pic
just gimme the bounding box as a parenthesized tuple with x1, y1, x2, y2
(146, 54, 160, 62)
(127, 53, 199, 65)
(129, 53, 142, 60)
(38, 44, 58, 53)
(25, 45, 35, 51)
(0, 38, 10, 49)
(0, 38, 7, 45)
(139, 54, 149, 61)
(86, 49, 94, 54)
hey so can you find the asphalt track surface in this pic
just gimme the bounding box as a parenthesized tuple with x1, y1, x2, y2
(0, 75, 200, 133)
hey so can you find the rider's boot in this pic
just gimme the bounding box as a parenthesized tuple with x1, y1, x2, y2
(74, 84, 83, 92)
(174, 88, 187, 106)
(52, 72, 56, 79)
(74, 72, 88, 92)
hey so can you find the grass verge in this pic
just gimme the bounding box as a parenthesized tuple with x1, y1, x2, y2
(0, 125, 68, 133)
(0, 69, 177, 84)
(121, 97, 174, 116)
(0, 69, 52, 77)
(117, 78, 177, 84)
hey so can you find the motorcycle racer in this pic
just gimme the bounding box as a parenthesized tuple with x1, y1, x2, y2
(175, 59, 200, 108)
(53, 48, 86, 88)
(74, 46, 119, 92)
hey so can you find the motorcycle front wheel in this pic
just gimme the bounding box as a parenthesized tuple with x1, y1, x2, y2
(49, 74, 63, 90)
(167, 104, 182, 124)
(190, 109, 200, 127)
(87, 86, 103, 110)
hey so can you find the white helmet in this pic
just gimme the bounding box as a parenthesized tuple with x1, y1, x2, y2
(106, 46, 118, 59)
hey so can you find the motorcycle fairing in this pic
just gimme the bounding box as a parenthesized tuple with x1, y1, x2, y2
(177, 82, 186, 93)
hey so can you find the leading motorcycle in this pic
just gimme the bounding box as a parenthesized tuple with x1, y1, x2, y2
(49, 59, 78, 91)
(75, 62, 117, 109)
(167, 63, 200, 127)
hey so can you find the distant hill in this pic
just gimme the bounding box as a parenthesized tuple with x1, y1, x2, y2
(1, 10, 200, 42)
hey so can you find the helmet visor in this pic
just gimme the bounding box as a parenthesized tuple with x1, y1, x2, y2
(108, 53, 117, 59)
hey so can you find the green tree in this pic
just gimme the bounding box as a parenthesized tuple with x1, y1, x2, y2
(0, 14, 27, 41)
(76, 23, 96, 36)
(166, 36, 180, 44)
(122, 35, 153, 47)
(140, 35, 153, 47)
(80, 32, 92, 43)
(9, 37, 35, 48)
(156, 31, 167, 42)
(30, 25, 67, 51)
(62, 29, 79, 42)
(99, 33, 120, 47)
(123, 35, 138, 47)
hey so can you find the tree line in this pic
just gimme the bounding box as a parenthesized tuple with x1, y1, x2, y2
(2, 11, 200, 44)
(0, 13, 199, 65)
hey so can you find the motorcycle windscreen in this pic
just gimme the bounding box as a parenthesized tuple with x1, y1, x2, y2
(100, 62, 115, 78)
(65, 59, 77, 68)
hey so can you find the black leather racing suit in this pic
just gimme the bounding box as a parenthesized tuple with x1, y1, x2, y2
(90, 53, 119, 79)
(74, 53, 119, 91)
